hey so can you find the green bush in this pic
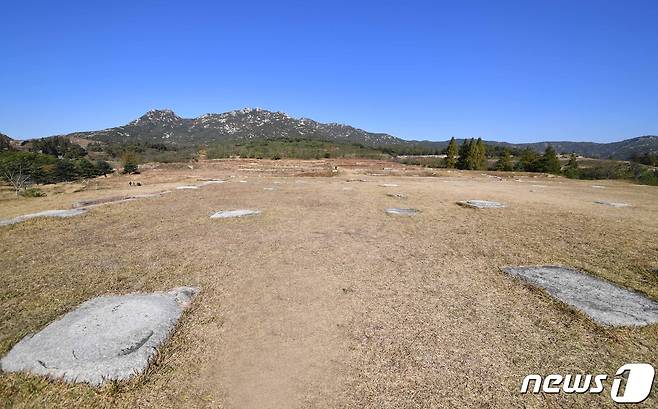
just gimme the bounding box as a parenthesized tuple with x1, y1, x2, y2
(19, 187, 46, 197)
(122, 162, 139, 174)
(637, 168, 658, 186)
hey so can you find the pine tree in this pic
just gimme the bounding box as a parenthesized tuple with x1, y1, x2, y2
(516, 148, 539, 172)
(563, 153, 580, 178)
(464, 138, 481, 170)
(495, 148, 513, 171)
(74, 158, 97, 179)
(445, 137, 458, 168)
(457, 139, 471, 169)
(94, 160, 114, 176)
(540, 146, 561, 174)
(474, 138, 486, 170)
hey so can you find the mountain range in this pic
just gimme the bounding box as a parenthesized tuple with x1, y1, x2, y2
(55, 108, 402, 147)
(3, 108, 657, 160)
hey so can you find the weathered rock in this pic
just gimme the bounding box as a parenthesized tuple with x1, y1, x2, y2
(72, 196, 136, 208)
(210, 209, 261, 219)
(457, 200, 506, 209)
(386, 193, 407, 198)
(0, 287, 198, 385)
(199, 180, 225, 186)
(385, 208, 418, 216)
(594, 200, 631, 208)
(503, 266, 658, 326)
(0, 209, 88, 226)
(133, 191, 171, 199)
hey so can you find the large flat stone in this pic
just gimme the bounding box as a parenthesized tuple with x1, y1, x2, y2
(457, 200, 506, 209)
(0, 287, 198, 386)
(199, 180, 226, 186)
(385, 208, 418, 216)
(0, 209, 88, 226)
(503, 266, 658, 326)
(594, 200, 631, 208)
(210, 209, 261, 219)
(72, 196, 137, 208)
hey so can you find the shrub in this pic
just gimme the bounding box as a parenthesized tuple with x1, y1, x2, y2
(94, 160, 114, 175)
(637, 168, 658, 186)
(20, 187, 46, 197)
(122, 162, 139, 174)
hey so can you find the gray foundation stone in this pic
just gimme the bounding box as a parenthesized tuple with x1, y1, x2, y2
(503, 266, 658, 326)
(0, 209, 88, 226)
(385, 208, 418, 216)
(457, 200, 506, 209)
(0, 287, 198, 385)
(210, 209, 261, 219)
(594, 201, 631, 208)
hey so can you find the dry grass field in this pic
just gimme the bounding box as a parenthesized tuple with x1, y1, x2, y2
(1, 158, 657, 408)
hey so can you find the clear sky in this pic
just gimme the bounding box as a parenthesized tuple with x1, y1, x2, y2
(1, 0, 657, 142)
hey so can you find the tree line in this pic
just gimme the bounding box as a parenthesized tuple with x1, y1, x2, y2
(401, 137, 658, 185)
(0, 138, 115, 195)
(433, 137, 562, 173)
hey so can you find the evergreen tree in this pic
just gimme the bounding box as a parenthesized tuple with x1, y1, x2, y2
(540, 146, 561, 174)
(464, 139, 477, 169)
(516, 148, 539, 172)
(94, 160, 114, 176)
(457, 139, 471, 169)
(495, 148, 513, 171)
(74, 158, 97, 179)
(445, 137, 458, 168)
(563, 153, 580, 178)
(55, 159, 76, 180)
(474, 138, 486, 169)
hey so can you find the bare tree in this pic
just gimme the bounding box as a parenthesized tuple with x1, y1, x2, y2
(1, 163, 31, 195)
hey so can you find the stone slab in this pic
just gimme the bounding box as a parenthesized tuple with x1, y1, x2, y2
(210, 209, 261, 219)
(199, 180, 225, 186)
(503, 266, 658, 326)
(457, 200, 506, 209)
(594, 200, 631, 208)
(0, 209, 88, 226)
(385, 208, 418, 216)
(0, 287, 198, 385)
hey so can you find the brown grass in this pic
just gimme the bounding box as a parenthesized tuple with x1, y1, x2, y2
(1, 158, 657, 408)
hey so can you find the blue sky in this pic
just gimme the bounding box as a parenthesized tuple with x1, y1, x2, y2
(1, 0, 657, 142)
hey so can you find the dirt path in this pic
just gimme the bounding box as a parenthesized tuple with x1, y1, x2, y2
(200, 242, 352, 408)
(194, 179, 372, 408)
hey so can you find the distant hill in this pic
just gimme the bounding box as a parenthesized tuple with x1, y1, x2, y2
(14, 108, 658, 160)
(405, 136, 658, 160)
